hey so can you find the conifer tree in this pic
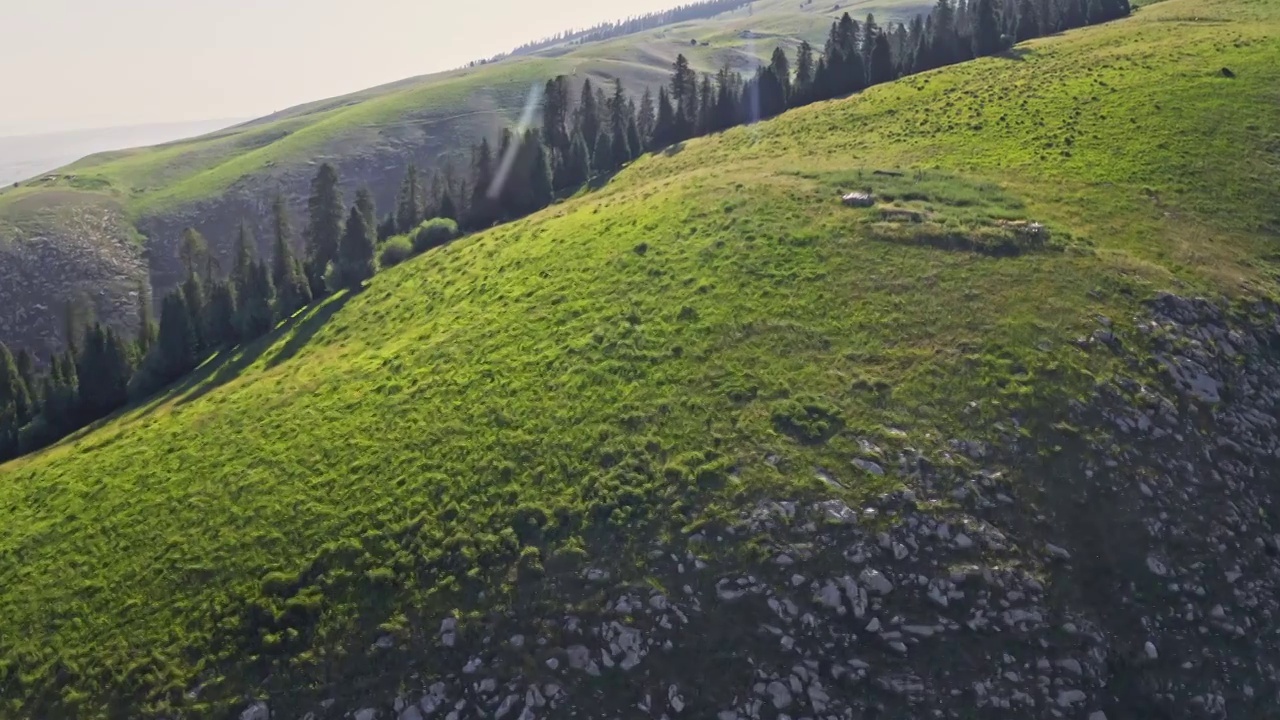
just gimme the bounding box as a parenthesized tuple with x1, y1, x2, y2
(136, 279, 157, 355)
(239, 262, 277, 339)
(232, 222, 256, 298)
(356, 188, 378, 242)
(862, 14, 881, 74)
(181, 272, 207, 354)
(973, 0, 1004, 56)
(305, 163, 344, 296)
(637, 88, 656, 146)
(336, 206, 376, 289)
(794, 41, 815, 106)
(179, 228, 213, 280)
(542, 76, 572, 166)
(15, 349, 38, 406)
(206, 280, 239, 348)
(468, 138, 497, 230)
(438, 189, 458, 222)
(0, 343, 32, 427)
(868, 31, 897, 85)
(576, 79, 601, 153)
(528, 137, 555, 211)
(271, 196, 312, 319)
(670, 54, 698, 139)
(651, 87, 677, 150)
(395, 165, 420, 233)
(592, 132, 615, 177)
(626, 114, 643, 162)
(1015, 0, 1041, 40)
(157, 291, 198, 379)
(567, 131, 592, 187)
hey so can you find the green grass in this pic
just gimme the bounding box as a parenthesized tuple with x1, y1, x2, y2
(1, 0, 1278, 716)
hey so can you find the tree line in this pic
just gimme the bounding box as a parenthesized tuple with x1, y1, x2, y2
(1, 0, 1130, 463)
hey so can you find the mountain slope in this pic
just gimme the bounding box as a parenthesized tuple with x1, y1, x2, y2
(2, 0, 1279, 717)
(0, 0, 925, 357)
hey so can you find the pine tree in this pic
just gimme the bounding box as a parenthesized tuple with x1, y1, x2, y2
(468, 138, 497, 230)
(670, 54, 698, 139)
(528, 137, 555, 211)
(305, 163, 344, 297)
(651, 87, 677, 150)
(157, 291, 198, 380)
(395, 165, 420, 233)
(637, 88, 656, 146)
(179, 228, 213, 280)
(439, 189, 458, 221)
(15, 349, 38, 406)
(206, 280, 239, 348)
(868, 31, 897, 85)
(626, 113, 644, 162)
(973, 0, 1003, 56)
(592, 132, 615, 177)
(271, 196, 311, 320)
(769, 47, 792, 107)
(1015, 0, 1041, 40)
(576, 79, 601, 153)
(356, 188, 378, 242)
(232, 222, 256, 298)
(567, 131, 592, 187)
(182, 272, 207, 354)
(239, 262, 277, 340)
(794, 41, 815, 106)
(0, 343, 33, 426)
(336, 206, 376, 289)
(136, 279, 157, 354)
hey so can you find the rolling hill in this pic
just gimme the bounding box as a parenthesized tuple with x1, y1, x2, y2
(2, 0, 1280, 717)
(0, 0, 926, 358)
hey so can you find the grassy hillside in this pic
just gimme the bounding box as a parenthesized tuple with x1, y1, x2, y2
(1, 0, 1277, 716)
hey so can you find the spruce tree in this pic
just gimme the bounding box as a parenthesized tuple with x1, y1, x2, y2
(670, 54, 698, 139)
(136, 279, 157, 354)
(179, 228, 212, 280)
(0, 343, 32, 426)
(336, 206, 376, 289)
(592, 132, 615, 177)
(626, 114, 644, 163)
(206, 280, 239, 348)
(439, 190, 458, 222)
(15, 349, 38, 406)
(862, 14, 881, 74)
(651, 87, 677, 150)
(769, 47, 792, 107)
(232, 222, 256, 298)
(1015, 0, 1041, 40)
(239, 262, 277, 340)
(528, 138, 555, 211)
(973, 0, 1003, 56)
(356, 188, 378, 242)
(271, 197, 312, 320)
(542, 76, 572, 169)
(794, 41, 815, 106)
(868, 31, 897, 85)
(305, 163, 344, 296)
(577, 79, 601, 153)
(637, 88, 656, 146)
(567, 131, 592, 187)
(157, 291, 198, 380)
(468, 138, 497, 230)
(395, 165, 420, 233)
(182, 272, 207, 354)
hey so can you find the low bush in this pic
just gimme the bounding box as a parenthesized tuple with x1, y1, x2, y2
(379, 236, 414, 268)
(413, 218, 461, 253)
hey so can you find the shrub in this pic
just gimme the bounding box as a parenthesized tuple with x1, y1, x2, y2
(379, 236, 414, 268)
(413, 218, 460, 253)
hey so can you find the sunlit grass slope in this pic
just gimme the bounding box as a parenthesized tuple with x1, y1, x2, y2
(1, 0, 1278, 715)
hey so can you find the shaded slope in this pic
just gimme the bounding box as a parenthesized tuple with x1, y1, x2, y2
(1, 0, 1278, 716)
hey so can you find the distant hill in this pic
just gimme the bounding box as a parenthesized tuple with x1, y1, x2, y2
(2, 0, 1277, 717)
(0, 0, 925, 358)
(0, 119, 247, 187)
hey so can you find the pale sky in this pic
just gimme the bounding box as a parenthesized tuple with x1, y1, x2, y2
(0, 0, 687, 136)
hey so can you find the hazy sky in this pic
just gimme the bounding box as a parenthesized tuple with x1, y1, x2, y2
(0, 0, 686, 136)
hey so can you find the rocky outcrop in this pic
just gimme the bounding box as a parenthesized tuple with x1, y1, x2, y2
(0, 200, 147, 357)
(234, 293, 1279, 719)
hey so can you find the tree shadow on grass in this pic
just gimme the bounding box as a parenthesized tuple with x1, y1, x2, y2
(170, 293, 353, 408)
